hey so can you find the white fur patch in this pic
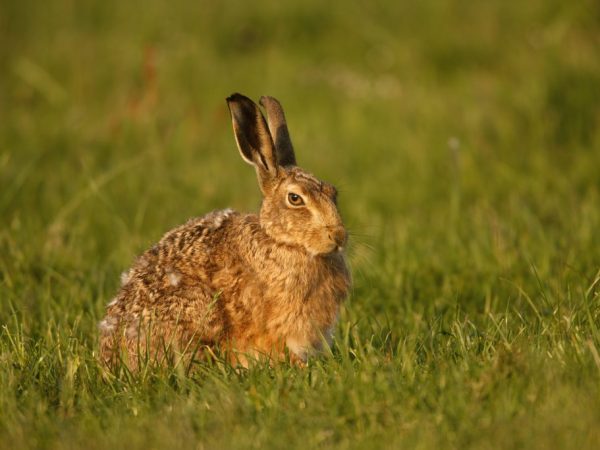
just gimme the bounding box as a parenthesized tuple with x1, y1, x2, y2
(98, 319, 115, 333)
(213, 215, 224, 228)
(167, 271, 181, 287)
(207, 209, 234, 230)
(120, 270, 131, 286)
(107, 297, 118, 307)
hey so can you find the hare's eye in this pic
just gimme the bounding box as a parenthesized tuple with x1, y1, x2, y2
(287, 192, 305, 206)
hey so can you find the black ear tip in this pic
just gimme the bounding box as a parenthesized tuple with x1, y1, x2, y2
(226, 93, 251, 103)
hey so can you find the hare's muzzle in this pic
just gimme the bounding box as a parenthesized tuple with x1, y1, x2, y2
(328, 227, 348, 251)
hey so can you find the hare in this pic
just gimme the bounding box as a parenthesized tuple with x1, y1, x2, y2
(98, 94, 351, 369)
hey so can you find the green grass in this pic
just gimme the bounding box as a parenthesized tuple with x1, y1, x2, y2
(1, 0, 600, 448)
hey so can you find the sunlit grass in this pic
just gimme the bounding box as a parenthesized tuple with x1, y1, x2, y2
(1, 0, 599, 448)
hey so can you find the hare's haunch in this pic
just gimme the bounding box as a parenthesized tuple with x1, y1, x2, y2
(99, 94, 351, 368)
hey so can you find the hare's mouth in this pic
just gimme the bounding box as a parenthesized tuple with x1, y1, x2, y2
(320, 242, 345, 256)
(331, 245, 346, 256)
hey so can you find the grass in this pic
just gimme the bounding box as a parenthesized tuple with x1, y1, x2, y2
(1, 0, 600, 448)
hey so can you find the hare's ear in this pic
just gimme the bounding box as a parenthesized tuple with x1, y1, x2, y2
(259, 96, 296, 167)
(226, 94, 278, 188)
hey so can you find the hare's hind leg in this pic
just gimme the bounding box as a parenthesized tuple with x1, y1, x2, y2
(99, 286, 227, 372)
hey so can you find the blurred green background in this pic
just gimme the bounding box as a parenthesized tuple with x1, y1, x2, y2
(1, 1, 600, 449)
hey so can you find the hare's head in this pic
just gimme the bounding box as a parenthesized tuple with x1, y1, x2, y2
(226, 93, 346, 256)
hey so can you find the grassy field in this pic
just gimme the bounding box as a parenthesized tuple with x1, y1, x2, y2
(1, 0, 600, 448)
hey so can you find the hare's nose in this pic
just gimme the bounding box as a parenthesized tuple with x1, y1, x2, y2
(328, 227, 347, 249)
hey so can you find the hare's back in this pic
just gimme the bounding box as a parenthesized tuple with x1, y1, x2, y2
(136, 208, 240, 273)
(103, 209, 239, 324)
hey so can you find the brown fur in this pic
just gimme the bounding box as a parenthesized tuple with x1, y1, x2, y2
(99, 94, 351, 369)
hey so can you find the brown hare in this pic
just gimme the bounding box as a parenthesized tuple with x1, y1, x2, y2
(99, 94, 351, 369)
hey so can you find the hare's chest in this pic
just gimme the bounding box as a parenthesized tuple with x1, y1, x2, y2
(278, 284, 343, 360)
